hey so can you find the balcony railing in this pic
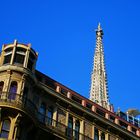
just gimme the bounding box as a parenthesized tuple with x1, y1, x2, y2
(0, 92, 93, 139)
(0, 92, 37, 118)
(38, 112, 93, 140)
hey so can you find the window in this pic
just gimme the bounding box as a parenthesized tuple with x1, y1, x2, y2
(75, 120, 80, 140)
(39, 103, 46, 123)
(27, 52, 35, 70)
(0, 81, 4, 95)
(94, 128, 99, 140)
(3, 48, 13, 64)
(101, 132, 105, 140)
(8, 81, 17, 100)
(14, 47, 26, 65)
(0, 119, 10, 138)
(47, 107, 53, 125)
(67, 116, 73, 138)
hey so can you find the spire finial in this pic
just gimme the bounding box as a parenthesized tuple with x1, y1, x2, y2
(96, 22, 103, 37)
(98, 22, 101, 30)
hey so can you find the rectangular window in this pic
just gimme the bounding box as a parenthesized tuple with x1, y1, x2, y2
(94, 128, 99, 140)
(67, 116, 73, 138)
(14, 47, 26, 65)
(3, 54, 12, 64)
(75, 120, 80, 140)
(3, 48, 13, 65)
(47, 107, 53, 125)
(14, 54, 25, 65)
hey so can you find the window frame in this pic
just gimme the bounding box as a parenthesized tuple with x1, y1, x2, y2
(0, 119, 11, 138)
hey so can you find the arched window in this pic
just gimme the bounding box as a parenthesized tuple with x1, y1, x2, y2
(9, 81, 17, 100)
(39, 103, 46, 123)
(0, 119, 11, 138)
(0, 81, 4, 95)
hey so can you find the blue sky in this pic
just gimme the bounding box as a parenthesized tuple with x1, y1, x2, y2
(0, 0, 140, 112)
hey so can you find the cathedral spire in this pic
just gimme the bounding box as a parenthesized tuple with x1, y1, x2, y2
(90, 23, 110, 110)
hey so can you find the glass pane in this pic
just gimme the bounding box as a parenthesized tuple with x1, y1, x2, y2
(39, 104, 46, 115)
(9, 82, 17, 100)
(47, 110, 53, 119)
(68, 117, 73, 129)
(39, 103, 46, 123)
(47, 108, 53, 125)
(101, 132, 105, 140)
(94, 128, 99, 140)
(14, 54, 25, 65)
(1, 131, 9, 138)
(2, 120, 10, 130)
(75, 120, 80, 132)
(3, 54, 12, 64)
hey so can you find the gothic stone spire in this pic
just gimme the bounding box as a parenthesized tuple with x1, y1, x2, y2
(90, 23, 110, 110)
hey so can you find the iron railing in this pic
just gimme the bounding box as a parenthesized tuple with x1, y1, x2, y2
(38, 112, 93, 140)
(0, 92, 92, 139)
(0, 92, 38, 118)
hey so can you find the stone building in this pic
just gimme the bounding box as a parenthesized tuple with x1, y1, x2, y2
(0, 25, 139, 140)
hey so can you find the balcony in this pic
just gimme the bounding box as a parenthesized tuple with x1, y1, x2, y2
(0, 92, 37, 119)
(0, 92, 93, 139)
(38, 113, 93, 140)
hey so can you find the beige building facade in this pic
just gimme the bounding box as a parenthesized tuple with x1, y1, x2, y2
(0, 39, 139, 140)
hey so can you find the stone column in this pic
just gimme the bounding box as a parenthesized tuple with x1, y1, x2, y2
(65, 111, 69, 127)
(105, 132, 109, 140)
(13, 126, 18, 140)
(56, 85, 61, 93)
(105, 113, 109, 119)
(67, 91, 72, 99)
(52, 106, 58, 127)
(5, 70, 11, 99)
(136, 129, 140, 137)
(99, 130, 101, 140)
(11, 113, 22, 140)
(115, 118, 119, 125)
(8, 118, 15, 140)
(24, 48, 30, 68)
(127, 125, 132, 132)
(10, 40, 17, 65)
(79, 120, 84, 140)
(73, 118, 76, 137)
(91, 125, 95, 139)
(82, 100, 86, 107)
(92, 105, 96, 112)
